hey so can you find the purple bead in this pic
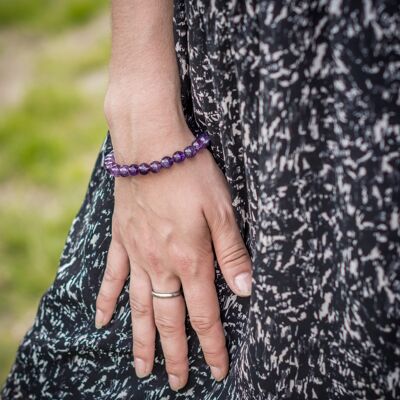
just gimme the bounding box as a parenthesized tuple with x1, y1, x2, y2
(184, 145, 195, 158)
(192, 146, 199, 156)
(138, 163, 151, 175)
(150, 161, 162, 173)
(161, 156, 174, 169)
(172, 151, 186, 163)
(119, 165, 129, 177)
(192, 139, 202, 151)
(128, 164, 139, 176)
(111, 165, 120, 177)
(198, 133, 210, 147)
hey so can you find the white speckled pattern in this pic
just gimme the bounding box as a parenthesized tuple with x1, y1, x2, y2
(2, 1, 400, 399)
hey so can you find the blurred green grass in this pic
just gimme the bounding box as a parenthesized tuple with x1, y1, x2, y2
(0, 1, 110, 385)
(0, 0, 108, 32)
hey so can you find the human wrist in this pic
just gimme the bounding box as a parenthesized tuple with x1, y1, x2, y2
(110, 126, 196, 166)
(104, 77, 182, 125)
(104, 83, 193, 164)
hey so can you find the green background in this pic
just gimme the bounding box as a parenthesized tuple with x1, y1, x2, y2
(0, 0, 110, 385)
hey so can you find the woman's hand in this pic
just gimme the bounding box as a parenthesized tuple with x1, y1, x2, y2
(95, 100, 252, 391)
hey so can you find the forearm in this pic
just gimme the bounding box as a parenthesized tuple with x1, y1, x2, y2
(105, 0, 188, 162)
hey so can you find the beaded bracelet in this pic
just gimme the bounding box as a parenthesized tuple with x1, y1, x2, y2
(103, 132, 210, 177)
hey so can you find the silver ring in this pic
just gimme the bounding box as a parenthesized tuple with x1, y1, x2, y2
(151, 289, 182, 299)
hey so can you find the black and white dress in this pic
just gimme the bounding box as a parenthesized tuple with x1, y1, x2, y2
(2, 1, 400, 399)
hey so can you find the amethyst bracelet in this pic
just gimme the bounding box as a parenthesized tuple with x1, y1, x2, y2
(104, 132, 210, 177)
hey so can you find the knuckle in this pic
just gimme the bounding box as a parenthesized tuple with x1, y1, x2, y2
(175, 254, 197, 276)
(96, 290, 115, 307)
(164, 355, 187, 371)
(143, 248, 164, 276)
(154, 315, 178, 335)
(103, 263, 124, 283)
(203, 347, 226, 362)
(147, 263, 164, 277)
(133, 336, 150, 353)
(145, 249, 159, 266)
(190, 314, 219, 335)
(219, 242, 249, 269)
(130, 297, 151, 318)
(170, 245, 202, 277)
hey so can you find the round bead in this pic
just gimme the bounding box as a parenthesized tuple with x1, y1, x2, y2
(128, 164, 139, 176)
(138, 163, 151, 175)
(199, 133, 210, 147)
(172, 151, 186, 163)
(150, 161, 162, 173)
(193, 145, 200, 155)
(119, 165, 129, 177)
(161, 156, 174, 169)
(184, 145, 195, 158)
(192, 139, 201, 151)
(111, 165, 120, 177)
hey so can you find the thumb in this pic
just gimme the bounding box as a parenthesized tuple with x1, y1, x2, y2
(205, 205, 252, 297)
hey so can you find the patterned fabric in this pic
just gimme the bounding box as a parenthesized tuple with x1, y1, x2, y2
(2, 1, 400, 399)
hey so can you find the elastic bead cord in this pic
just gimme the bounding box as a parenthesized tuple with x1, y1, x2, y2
(104, 132, 210, 178)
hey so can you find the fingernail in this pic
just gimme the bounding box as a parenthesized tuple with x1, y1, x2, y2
(234, 272, 252, 296)
(135, 358, 148, 378)
(95, 309, 104, 329)
(210, 366, 225, 381)
(168, 374, 182, 391)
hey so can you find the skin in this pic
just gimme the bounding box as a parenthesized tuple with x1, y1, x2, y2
(96, 0, 253, 391)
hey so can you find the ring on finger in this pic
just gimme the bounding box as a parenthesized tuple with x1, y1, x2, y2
(151, 288, 183, 299)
